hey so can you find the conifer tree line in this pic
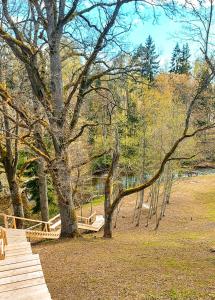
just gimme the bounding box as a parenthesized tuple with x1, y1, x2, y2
(169, 43, 191, 74)
(133, 37, 191, 82)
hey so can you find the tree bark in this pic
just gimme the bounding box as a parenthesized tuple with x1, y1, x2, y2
(104, 177, 112, 238)
(37, 158, 49, 223)
(135, 189, 145, 227)
(8, 177, 24, 228)
(103, 211, 113, 238)
(103, 129, 119, 238)
(50, 153, 79, 237)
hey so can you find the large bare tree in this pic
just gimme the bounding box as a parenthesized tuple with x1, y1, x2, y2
(0, 0, 173, 237)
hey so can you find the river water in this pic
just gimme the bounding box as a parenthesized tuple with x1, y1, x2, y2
(92, 168, 215, 195)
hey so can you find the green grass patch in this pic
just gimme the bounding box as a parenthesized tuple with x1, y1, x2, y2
(140, 240, 183, 248)
(172, 231, 202, 241)
(195, 190, 215, 221)
(164, 258, 192, 271)
(167, 288, 198, 300)
(83, 195, 104, 209)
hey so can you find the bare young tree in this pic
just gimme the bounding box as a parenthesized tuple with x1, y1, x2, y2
(103, 0, 215, 238)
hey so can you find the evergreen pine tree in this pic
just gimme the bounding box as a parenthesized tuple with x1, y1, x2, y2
(133, 35, 159, 82)
(170, 43, 191, 74)
(170, 43, 181, 73)
(180, 43, 191, 74)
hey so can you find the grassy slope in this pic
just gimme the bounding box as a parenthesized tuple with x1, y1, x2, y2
(33, 175, 215, 300)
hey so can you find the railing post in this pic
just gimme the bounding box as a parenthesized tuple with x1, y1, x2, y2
(13, 217, 16, 229)
(4, 230, 7, 245)
(4, 215, 8, 229)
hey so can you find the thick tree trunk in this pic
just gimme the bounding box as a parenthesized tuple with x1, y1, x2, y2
(21, 190, 30, 218)
(135, 189, 145, 227)
(59, 202, 78, 237)
(8, 178, 24, 228)
(37, 158, 49, 223)
(50, 154, 79, 238)
(32, 97, 49, 224)
(103, 178, 113, 238)
(103, 212, 113, 238)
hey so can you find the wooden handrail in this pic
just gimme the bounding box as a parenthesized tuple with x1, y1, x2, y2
(77, 211, 96, 225)
(48, 214, 60, 223)
(0, 213, 50, 225)
(27, 222, 43, 230)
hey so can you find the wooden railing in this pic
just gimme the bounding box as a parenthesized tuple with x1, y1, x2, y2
(0, 227, 7, 260)
(49, 214, 60, 224)
(26, 229, 60, 240)
(49, 211, 97, 227)
(0, 210, 98, 240)
(77, 212, 96, 225)
(0, 213, 50, 232)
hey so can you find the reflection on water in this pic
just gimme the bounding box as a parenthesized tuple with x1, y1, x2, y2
(92, 168, 215, 195)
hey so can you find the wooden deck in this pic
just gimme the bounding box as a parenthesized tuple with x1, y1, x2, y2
(49, 214, 105, 232)
(0, 229, 52, 299)
(78, 215, 105, 232)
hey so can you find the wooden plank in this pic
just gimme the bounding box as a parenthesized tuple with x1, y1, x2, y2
(5, 243, 31, 252)
(0, 264, 42, 278)
(6, 233, 26, 238)
(78, 215, 104, 232)
(6, 231, 26, 236)
(0, 277, 45, 292)
(6, 240, 27, 245)
(0, 270, 44, 285)
(0, 285, 51, 300)
(5, 243, 31, 250)
(7, 238, 27, 242)
(1, 291, 52, 300)
(6, 248, 32, 255)
(6, 250, 32, 258)
(0, 283, 48, 296)
(0, 254, 39, 266)
(0, 259, 41, 272)
(0, 226, 52, 299)
(6, 229, 26, 233)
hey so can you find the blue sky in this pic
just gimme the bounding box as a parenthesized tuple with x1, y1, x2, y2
(127, 9, 200, 70)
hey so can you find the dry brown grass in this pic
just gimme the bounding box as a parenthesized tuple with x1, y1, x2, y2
(33, 175, 215, 300)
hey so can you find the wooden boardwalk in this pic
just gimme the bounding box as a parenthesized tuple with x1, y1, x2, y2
(0, 229, 51, 300)
(50, 214, 105, 232)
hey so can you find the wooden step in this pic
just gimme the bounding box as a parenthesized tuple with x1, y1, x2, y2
(0, 270, 44, 285)
(7, 238, 27, 244)
(0, 223, 52, 299)
(0, 284, 51, 300)
(6, 228, 25, 233)
(6, 249, 32, 258)
(5, 242, 31, 250)
(0, 254, 39, 266)
(0, 264, 42, 278)
(0, 259, 41, 272)
(6, 232, 26, 237)
(0, 277, 45, 292)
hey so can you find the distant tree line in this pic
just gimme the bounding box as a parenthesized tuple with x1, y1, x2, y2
(132, 36, 191, 83)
